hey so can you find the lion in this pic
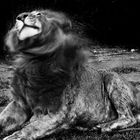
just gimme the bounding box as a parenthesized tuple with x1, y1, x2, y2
(0, 9, 140, 140)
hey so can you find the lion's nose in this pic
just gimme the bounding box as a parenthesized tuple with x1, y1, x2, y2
(16, 13, 29, 21)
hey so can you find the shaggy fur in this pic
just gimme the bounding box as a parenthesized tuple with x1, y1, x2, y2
(1, 9, 140, 140)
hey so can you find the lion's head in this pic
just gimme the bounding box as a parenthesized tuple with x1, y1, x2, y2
(5, 9, 91, 73)
(5, 10, 73, 54)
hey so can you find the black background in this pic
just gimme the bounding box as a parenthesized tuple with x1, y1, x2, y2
(0, 0, 139, 59)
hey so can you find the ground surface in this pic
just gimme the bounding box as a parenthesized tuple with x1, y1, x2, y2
(1, 48, 140, 140)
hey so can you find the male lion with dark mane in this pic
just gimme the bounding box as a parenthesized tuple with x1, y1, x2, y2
(1, 9, 140, 140)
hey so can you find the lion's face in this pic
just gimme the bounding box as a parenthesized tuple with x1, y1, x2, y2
(6, 10, 72, 54)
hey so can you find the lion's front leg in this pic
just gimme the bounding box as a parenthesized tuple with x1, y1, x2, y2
(3, 111, 68, 140)
(0, 101, 28, 136)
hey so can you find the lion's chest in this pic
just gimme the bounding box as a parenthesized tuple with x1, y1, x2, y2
(12, 63, 67, 114)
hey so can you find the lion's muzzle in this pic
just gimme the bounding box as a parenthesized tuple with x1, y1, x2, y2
(15, 12, 42, 40)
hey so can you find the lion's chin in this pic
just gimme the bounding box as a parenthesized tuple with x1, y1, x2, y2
(18, 26, 42, 40)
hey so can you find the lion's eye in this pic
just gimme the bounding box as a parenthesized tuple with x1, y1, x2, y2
(36, 13, 41, 16)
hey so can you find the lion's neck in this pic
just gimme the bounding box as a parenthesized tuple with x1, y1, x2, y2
(16, 55, 69, 81)
(14, 53, 81, 80)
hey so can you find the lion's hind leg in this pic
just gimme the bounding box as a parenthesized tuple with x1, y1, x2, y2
(98, 73, 137, 132)
(0, 101, 29, 136)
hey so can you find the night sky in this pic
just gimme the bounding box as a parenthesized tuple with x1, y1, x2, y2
(0, 0, 139, 58)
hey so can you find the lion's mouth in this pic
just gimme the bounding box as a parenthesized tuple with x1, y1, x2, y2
(15, 18, 42, 40)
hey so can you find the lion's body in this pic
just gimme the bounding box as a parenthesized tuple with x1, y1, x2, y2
(10, 59, 139, 131)
(0, 9, 140, 140)
(13, 58, 115, 123)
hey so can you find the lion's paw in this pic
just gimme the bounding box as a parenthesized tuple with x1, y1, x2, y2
(96, 123, 112, 132)
(3, 131, 28, 140)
